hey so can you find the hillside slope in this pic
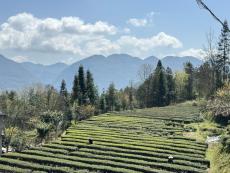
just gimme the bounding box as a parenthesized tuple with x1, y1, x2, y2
(0, 103, 209, 173)
(21, 62, 68, 84)
(0, 55, 38, 90)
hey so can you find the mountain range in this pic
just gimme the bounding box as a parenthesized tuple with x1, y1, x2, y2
(0, 54, 203, 91)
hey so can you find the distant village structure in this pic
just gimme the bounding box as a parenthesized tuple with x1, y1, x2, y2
(0, 111, 6, 156)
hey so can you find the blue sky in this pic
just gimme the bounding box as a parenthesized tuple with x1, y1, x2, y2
(0, 0, 229, 64)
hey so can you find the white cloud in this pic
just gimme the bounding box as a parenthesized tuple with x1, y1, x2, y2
(178, 48, 206, 59)
(127, 11, 156, 27)
(0, 13, 183, 63)
(0, 13, 117, 53)
(116, 32, 182, 57)
(127, 18, 147, 27)
(117, 32, 182, 49)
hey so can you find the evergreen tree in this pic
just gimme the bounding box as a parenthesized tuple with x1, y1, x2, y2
(99, 91, 107, 113)
(216, 20, 230, 86)
(78, 65, 86, 105)
(152, 60, 168, 106)
(124, 82, 134, 109)
(86, 70, 97, 105)
(60, 79, 68, 98)
(71, 74, 80, 103)
(59, 80, 71, 123)
(184, 62, 195, 100)
(166, 67, 175, 104)
(136, 78, 149, 108)
(106, 83, 116, 111)
(194, 62, 215, 98)
(174, 71, 188, 102)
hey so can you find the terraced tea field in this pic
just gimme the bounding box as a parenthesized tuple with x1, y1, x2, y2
(0, 103, 209, 173)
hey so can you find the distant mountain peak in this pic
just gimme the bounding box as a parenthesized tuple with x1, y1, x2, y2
(144, 56, 158, 61)
(0, 53, 203, 91)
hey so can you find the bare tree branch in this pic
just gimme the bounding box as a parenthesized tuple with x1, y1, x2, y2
(196, 0, 229, 31)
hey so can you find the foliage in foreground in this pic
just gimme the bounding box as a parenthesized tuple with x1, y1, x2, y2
(205, 83, 230, 119)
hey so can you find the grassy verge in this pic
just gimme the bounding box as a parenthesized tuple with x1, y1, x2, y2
(183, 112, 229, 173)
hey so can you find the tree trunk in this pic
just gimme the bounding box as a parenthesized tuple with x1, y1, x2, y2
(0, 129, 2, 156)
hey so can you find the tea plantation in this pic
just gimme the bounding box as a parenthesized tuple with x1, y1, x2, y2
(0, 103, 209, 173)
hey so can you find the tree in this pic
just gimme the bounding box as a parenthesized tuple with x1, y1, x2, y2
(59, 80, 71, 126)
(59, 80, 69, 112)
(138, 64, 153, 82)
(99, 91, 107, 113)
(4, 127, 19, 152)
(71, 75, 80, 103)
(184, 62, 195, 100)
(206, 83, 230, 124)
(196, 0, 228, 30)
(106, 83, 116, 111)
(203, 30, 217, 94)
(137, 75, 153, 108)
(195, 62, 214, 98)
(40, 110, 64, 139)
(60, 80, 68, 98)
(36, 122, 50, 143)
(123, 82, 135, 110)
(152, 60, 168, 106)
(71, 102, 95, 122)
(216, 20, 230, 85)
(166, 67, 175, 104)
(46, 85, 60, 111)
(120, 92, 128, 111)
(78, 65, 86, 105)
(86, 70, 97, 105)
(175, 72, 188, 102)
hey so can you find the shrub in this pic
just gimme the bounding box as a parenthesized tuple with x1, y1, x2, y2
(72, 103, 95, 122)
(205, 83, 230, 124)
(221, 135, 230, 152)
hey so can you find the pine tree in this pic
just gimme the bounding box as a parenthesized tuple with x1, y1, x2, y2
(128, 84, 134, 110)
(78, 65, 86, 105)
(216, 20, 230, 86)
(124, 82, 134, 109)
(60, 80, 69, 112)
(106, 83, 116, 111)
(99, 91, 107, 113)
(152, 60, 168, 106)
(195, 62, 214, 97)
(59, 80, 71, 127)
(71, 75, 80, 103)
(86, 70, 97, 105)
(184, 62, 195, 100)
(60, 79, 68, 98)
(166, 67, 175, 104)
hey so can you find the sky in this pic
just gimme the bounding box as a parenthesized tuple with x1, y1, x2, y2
(0, 0, 229, 65)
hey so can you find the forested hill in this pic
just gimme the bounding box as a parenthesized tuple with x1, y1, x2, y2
(0, 54, 202, 90)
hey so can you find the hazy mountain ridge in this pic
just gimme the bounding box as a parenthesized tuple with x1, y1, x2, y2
(0, 54, 203, 91)
(21, 62, 68, 84)
(55, 54, 202, 90)
(0, 55, 38, 90)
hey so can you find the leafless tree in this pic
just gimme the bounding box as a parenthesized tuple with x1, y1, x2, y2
(196, 0, 229, 31)
(203, 30, 216, 64)
(137, 64, 153, 82)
